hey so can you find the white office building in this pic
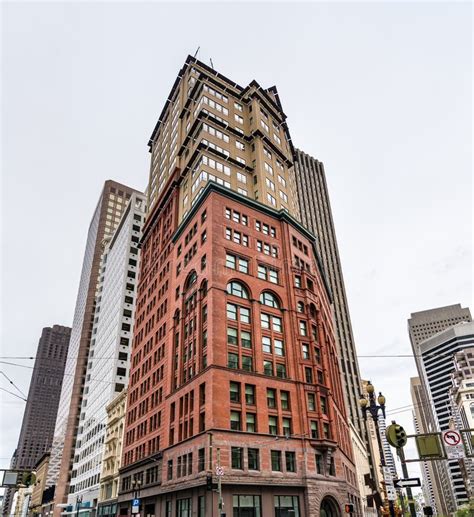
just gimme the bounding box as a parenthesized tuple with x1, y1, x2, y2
(416, 321, 474, 508)
(67, 192, 145, 512)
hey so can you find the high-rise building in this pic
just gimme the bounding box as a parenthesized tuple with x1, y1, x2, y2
(3, 325, 71, 515)
(294, 151, 364, 438)
(118, 56, 360, 517)
(410, 376, 446, 514)
(47, 181, 139, 515)
(413, 320, 474, 508)
(67, 192, 145, 510)
(450, 349, 474, 496)
(408, 304, 472, 512)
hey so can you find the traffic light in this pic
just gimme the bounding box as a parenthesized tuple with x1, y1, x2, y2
(206, 474, 213, 491)
(423, 507, 433, 516)
(386, 423, 407, 448)
(344, 503, 354, 514)
(19, 471, 36, 487)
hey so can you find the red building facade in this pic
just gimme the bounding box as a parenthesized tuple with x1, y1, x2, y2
(119, 181, 359, 517)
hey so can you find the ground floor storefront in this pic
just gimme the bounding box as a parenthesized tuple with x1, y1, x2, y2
(118, 482, 354, 517)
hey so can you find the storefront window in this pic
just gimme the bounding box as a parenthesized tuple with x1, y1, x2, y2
(233, 495, 261, 517)
(274, 495, 300, 517)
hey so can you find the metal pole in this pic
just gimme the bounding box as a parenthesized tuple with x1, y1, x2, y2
(75, 495, 81, 517)
(217, 448, 223, 516)
(398, 448, 416, 517)
(373, 416, 395, 517)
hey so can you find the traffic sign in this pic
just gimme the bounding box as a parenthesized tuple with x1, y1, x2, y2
(215, 466, 224, 477)
(394, 477, 421, 489)
(132, 498, 140, 514)
(382, 466, 394, 487)
(442, 430, 465, 459)
(443, 430, 461, 446)
(386, 486, 397, 501)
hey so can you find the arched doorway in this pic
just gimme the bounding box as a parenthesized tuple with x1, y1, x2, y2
(320, 496, 341, 517)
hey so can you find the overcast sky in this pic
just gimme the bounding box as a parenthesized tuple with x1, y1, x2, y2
(1, 1, 472, 486)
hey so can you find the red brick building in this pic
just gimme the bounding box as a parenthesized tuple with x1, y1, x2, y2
(119, 181, 359, 516)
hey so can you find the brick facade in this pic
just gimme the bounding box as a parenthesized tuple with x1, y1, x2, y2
(118, 183, 359, 516)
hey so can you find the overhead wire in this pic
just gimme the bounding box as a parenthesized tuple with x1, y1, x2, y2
(0, 371, 27, 398)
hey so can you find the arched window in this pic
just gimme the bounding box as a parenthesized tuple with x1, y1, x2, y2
(184, 270, 197, 292)
(297, 301, 305, 313)
(200, 279, 208, 298)
(260, 291, 280, 309)
(227, 281, 249, 299)
(320, 497, 340, 517)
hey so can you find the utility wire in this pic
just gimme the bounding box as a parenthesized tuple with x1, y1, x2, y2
(0, 387, 27, 402)
(0, 371, 27, 399)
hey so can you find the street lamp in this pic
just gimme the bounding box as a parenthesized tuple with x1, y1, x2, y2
(359, 381, 395, 517)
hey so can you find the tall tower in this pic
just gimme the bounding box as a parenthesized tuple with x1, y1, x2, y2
(3, 325, 71, 515)
(293, 150, 364, 437)
(409, 306, 473, 511)
(47, 180, 140, 514)
(119, 57, 360, 517)
(408, 304, 472, 512)
(67, 192, 146, 509)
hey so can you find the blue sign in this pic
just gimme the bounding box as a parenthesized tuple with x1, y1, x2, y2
(132, 499, 140, 507)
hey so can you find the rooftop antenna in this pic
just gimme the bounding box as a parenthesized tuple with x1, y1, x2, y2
(193, 46, 200, 58)
(210, 58, 214, 70)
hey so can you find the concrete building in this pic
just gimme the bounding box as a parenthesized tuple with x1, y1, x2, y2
(97, 389, 128, 517)
(119, 57, 360, 517)
(29, 453, 50, 515)
(66, 192, 145, 513)
(408, 304, 472, 513)
(450, 348, 474, 498)
(410, 376, 445, 514)
(414, 321, 474, 509)
(349, 425, 377, 516)
(3, 325, 71, 515)
(294, 150, 375, 500)
(47, 181, 139, 516)
(294, 151, 364, 439)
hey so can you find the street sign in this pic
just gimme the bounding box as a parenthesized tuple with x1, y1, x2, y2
(442, 430, 465, 459)
(382, 466, 394, 487)
(386, 486, 397, 501)
(132, 498, 140, 514)
(215, 466, 224, 477)
(394, 477, 421, 489)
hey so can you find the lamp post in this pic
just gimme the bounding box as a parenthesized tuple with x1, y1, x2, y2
(359, 382, 395, 517)
(131, 477, 141, 514)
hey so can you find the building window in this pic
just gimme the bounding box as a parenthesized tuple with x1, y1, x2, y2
(280, 391, 290, 410)
(323, 423, 331, 440)
(295, 275, 302, 288)
(267, 388, 276, 408)
(269, 415, 278, 435)
(271, 450, 282, 471)
(308, 393, 316, 411)
(198, 448, 205, 472)
(231, 447, 244, 469)
(167, 460, 173, 480)
(285, 452, 296, 473)
(233, 495, 261, 517)
(227, 281, 249, 299)
(241, 355, 253, 371)
(227, 327, 238, 345)
(246, 413, 256, 432)
(302, 343, 310, 359)
(274, 496, 300, 517)
(320, 396, 327, 414)
(230, 411, 241, 430)
(299, 321, 307, 336)
(315, 453, 323, 474)
(176, 498, 191, 517)
(228, 353, 239, 369)
(248, 448, 260, 470)
(264, 360, 273, 376)
(245, 384, 255, 405)
(276, 363, 286, 379)
(310, 421, 319, 439)
(282, 417, 292, 437)
(260, 292, 280, 308)
(305, 367, 313, 383)
(230, 382, 240, 403)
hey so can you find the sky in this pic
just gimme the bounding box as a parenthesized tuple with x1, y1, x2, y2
(1, 0, 472, 491)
